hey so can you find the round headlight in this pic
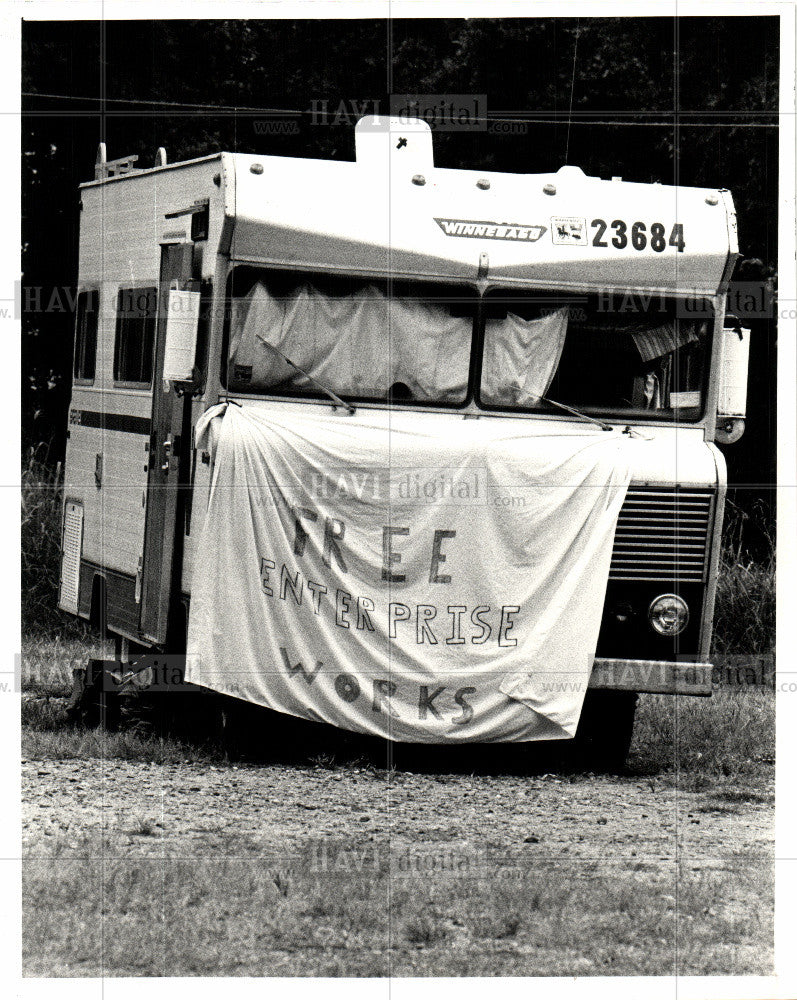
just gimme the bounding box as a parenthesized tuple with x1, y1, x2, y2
(648, 593, 689, 636)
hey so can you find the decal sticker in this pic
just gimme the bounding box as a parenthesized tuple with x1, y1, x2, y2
(551, 217, 588, 246)
(434, 218, 546, 242)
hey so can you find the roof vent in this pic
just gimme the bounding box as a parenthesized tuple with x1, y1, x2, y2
(556, 165, 586, 180)
(355, 116, 434, 172)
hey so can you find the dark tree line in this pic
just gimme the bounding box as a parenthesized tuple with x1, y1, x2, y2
(22, 17, 778, 540)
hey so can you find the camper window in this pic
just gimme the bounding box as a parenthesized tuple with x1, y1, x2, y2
(113, 286, 158, 387)
(225, 270, 475, 405)
(73, 288, 99, 383)
(479, 290, 710, 420)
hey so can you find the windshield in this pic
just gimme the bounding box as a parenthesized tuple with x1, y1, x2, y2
(225, 269, 475, 404)
(479, 291, 711, 419)
(224, 270, 711, 420)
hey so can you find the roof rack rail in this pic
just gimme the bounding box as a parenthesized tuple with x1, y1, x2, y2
(94, 142, 168, 181)
(94, 142, 141, 180)
(93, 143, 169, 179)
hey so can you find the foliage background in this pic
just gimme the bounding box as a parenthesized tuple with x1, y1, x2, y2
(20, 17, 779, 635)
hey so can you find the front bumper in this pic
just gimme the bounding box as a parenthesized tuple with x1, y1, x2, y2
(588, 658, 712, 696)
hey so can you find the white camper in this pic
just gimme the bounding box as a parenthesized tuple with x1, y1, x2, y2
(59, 118, 746, 763)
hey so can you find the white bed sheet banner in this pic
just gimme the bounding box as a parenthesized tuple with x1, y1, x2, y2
(185, 404, 632, 743)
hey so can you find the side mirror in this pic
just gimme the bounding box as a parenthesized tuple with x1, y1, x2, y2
(715, 321, 750, 445)
(163, 285, 201, 392)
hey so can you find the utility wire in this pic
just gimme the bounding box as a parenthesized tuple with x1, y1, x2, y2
(22, 91, 303, 115)
(565, 20, 580, 162)
(20, 91, 779, 127)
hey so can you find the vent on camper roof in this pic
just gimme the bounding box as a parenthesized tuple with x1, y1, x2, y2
(355, 116, 434, 171)
(59, 501, 84, 615)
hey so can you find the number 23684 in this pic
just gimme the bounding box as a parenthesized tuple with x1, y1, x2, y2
(591, 219, 686, 252)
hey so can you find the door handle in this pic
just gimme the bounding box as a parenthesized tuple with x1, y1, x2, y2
(161, 436, 172, 472)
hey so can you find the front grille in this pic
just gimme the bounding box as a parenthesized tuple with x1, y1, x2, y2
(609, 486, 714, 582)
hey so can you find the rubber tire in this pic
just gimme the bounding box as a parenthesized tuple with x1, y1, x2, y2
(73, 659, 122, 731)
(567, 689, 638, 772)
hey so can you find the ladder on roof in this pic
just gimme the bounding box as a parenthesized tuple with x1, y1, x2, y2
(94, 143, 167, 180)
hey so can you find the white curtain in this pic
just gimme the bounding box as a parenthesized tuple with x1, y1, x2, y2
(630, 320, 699, 363)
(229, 281, 471, 401)
(481, 306, 569, 407)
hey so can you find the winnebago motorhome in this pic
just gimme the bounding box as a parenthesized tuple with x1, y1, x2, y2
(60, 117, 747, 765)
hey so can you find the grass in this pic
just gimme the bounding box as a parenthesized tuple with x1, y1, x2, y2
(21, 634, 109, 697)
(130, 816, 159, 837)
(20, 633, 229, 764)
(712, 498, 775, 655)
(22, 837, 772, 976)
(22, 691, 225, 766)
(629, 687, 774, 791)
(21, 633, 221, 765)
(21, 446, 91, 640)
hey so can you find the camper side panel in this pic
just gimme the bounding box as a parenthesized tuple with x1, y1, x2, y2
(60, 157, 225, 636)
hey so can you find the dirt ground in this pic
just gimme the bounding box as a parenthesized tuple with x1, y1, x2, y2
(21, 748, 774, 977)
(21, 680, 776, 976)
(23, 755, 773, 868)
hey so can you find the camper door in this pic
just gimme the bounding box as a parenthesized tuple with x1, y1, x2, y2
(139, 241, 196, 644)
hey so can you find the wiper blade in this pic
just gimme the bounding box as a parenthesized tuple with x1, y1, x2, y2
(261, 340, 356, 415)
(535, 394, 612, 432)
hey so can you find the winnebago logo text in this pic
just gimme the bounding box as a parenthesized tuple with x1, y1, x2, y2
(434, 218, 546, 242)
